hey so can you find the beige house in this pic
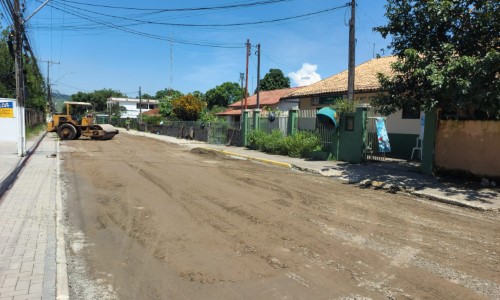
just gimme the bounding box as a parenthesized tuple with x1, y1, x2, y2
(283, 56, 421, 159)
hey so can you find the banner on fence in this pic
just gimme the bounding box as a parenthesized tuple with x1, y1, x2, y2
(375, 117, 391, 153)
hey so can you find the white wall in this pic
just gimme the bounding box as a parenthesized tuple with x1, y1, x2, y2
(385, 110, 420, 135)
(277, 99, 299, 112)
(110, 101, 157, 119)
(0, 98, 18, 142)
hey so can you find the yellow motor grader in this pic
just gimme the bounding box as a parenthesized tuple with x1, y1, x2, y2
(47, 101, 119, 140)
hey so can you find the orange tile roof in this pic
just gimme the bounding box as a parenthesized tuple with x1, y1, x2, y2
(216, 108, 242, 116)
(142, 108, 161, 116)
(229, 87, 301, 109)
(284, 56, 396, 98)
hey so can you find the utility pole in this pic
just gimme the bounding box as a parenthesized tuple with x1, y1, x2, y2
(256, 44, 261, 109)
(139, 86, 142, 125)
(347, 0, 356, 102)
(239, 72, 244, 113)
(244, 39, 251, 110)
(14, 0, 25, 156)
(41, 60, 60, 114)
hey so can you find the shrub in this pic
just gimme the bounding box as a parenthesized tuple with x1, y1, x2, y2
(247, 130, 321, 158)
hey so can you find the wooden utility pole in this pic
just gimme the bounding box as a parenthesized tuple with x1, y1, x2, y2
(244, 39, 251, 110)
(256, 44, 261, 109)
(347, 0, 356, 102)
(14, 0, 26, 156)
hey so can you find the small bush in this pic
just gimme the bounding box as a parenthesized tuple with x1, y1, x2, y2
(247, 130, 321, 158)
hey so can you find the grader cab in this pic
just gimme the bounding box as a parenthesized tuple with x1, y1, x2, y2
(47, 102, 119, 140)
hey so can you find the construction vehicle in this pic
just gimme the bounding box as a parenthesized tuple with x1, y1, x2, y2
(47, 101, 119, 140)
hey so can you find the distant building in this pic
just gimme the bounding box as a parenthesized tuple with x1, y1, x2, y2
(216, 87, 301, 127)
(106, 97, 159, 119)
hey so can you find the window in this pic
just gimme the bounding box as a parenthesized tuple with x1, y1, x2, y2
(345, 116, 355, 131)
(136, 103, 148, 109)
(402, 105, 420, 119)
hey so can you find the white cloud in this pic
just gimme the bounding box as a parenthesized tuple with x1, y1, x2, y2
(288, 63, 321, 87)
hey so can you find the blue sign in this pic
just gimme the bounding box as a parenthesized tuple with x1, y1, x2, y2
(375, 118, 391, 153)
(0, 101, 13, 108)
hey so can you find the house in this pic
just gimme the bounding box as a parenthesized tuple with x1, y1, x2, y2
(282, 56, 421, 159)
(106, 97, 159, 119)
(217, 87, 301, 126)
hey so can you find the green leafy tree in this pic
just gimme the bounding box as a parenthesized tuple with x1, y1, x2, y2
(155, 88, 183, 100)
(374, 0, 500, 119)
(259, 69, 290, 91)
(71, 89, 126, 112)
(142, 93, 155, 99)
(199, 105, 225, 123)
(204, 82, 242, 108)
(0, 28, 46, 111)
(172, 94, 204, 121)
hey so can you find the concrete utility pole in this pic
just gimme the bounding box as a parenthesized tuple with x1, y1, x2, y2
(14, 0, 26, 156)
(256, 44, 261, 109)
(347, 0, 356, 102)
(244, 39, 251, 110)
(41, 60, 60, 114)
(11, 0, 50, 157)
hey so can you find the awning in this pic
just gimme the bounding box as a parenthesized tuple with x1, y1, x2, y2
(316, 107, 338, 129)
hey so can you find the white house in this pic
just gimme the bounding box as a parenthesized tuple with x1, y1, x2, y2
(107, 97, 159, 119)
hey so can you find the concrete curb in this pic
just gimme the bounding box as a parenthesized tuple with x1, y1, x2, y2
(204, 148, 497, 211)
(55, 139, 70, 300)
(0, 131, 47, 199)
(198, 147, 293, 169)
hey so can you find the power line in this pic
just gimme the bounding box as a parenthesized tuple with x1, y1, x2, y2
(58, 0, 292, 12)
(41, 1, 245, 48)
(48, 1, 350, 28)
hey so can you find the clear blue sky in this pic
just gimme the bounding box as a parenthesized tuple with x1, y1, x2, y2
(8, 0, 391, 98)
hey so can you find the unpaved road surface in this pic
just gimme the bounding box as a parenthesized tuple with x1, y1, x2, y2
(60, 133, 500, 299)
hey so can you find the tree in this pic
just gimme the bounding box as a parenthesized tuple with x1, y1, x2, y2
(0, 28, 46, 112)
(71, 89, 126, 112)
(142, 93, 155, 99)
(172, 94, 204, 121)
(374, 0, 500, 119)
(155, 88, 183, 100)
(259, 69, 290, 91)
(204, 82, 242, 108)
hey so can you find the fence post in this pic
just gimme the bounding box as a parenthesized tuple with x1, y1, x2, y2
(241, 109, 250, 146)
(421, 109, 437, 174)
(287, 108, 299, 136)
(253, 109, 261, 131)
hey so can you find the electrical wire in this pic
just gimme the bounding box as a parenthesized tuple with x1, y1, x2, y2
(42, 2, 246, 48)
(59, 0, 292, 12)
(48, 1, 350, 28)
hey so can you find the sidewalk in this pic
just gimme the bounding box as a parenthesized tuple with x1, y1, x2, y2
(0, 133, 68, 300)
(128, 130, 500, 211)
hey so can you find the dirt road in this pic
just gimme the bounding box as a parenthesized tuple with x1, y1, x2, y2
(60, 133, 500, 299)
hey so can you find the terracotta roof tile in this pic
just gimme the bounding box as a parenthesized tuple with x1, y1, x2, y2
(229, 87, 301, 108)
(285, 56, 396, 98)
(142, 108, 161, 116)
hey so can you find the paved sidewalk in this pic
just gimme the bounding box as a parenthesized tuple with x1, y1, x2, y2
(128, 130, 500, 211)
(0, 134, 68, 300)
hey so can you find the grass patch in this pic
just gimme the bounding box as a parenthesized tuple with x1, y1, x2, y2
(26, 124, 46, 139)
